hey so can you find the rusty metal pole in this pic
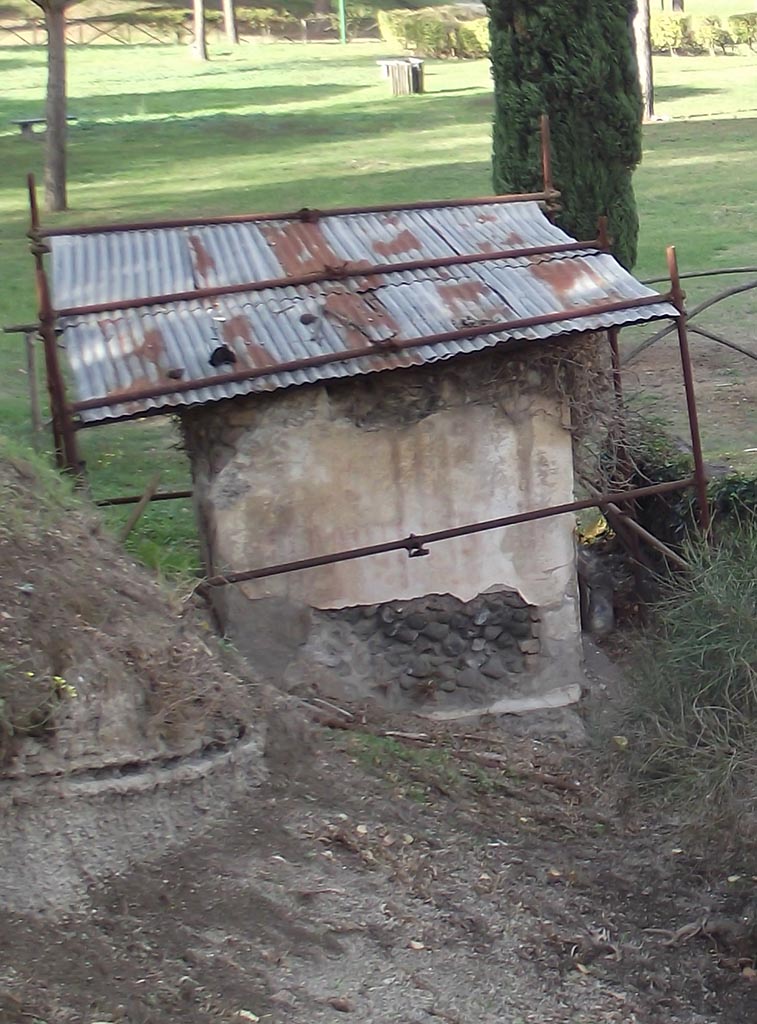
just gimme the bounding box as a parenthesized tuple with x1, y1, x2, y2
(27, 174, 82, 476)
(540, 113, 553, 195)
(540, 114, 560, 219)
(666, 245, 710, 533)
(608, 326, 623, 406)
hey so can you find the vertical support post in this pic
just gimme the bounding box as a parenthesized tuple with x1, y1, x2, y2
(337, 0, 347, 44)
(540, 113, 553, 195)
(27, 173, 81, 476)
(608, 326, 623, 406)
(597, 215, 610, 252)
(666, 245, 710, 533)
(25, 332, 43, 447)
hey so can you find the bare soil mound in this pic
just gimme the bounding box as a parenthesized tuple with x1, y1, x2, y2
(0, 452, 253, 776)
(0, 448, 264, 910)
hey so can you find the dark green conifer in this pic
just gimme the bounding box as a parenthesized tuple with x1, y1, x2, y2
(487, 0, 643, 269)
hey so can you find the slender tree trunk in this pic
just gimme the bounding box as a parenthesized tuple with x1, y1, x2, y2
(222, 0, 238, 43)
(193, 0, 208, 59)
(633, 0, 654, 121)
(44, 2, 67, 212)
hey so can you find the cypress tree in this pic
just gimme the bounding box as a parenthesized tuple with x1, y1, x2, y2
(487, 0, 643, 269)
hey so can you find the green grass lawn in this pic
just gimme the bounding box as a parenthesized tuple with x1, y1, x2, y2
(0, 40, 756, 572)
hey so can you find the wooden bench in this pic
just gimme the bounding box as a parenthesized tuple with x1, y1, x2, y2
(11, 116, 78, 139)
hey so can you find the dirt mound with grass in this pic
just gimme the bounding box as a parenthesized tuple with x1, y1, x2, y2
(0, 446, 267, 910)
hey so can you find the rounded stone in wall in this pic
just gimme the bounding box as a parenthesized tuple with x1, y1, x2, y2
(405, 612, 427, 631)
(442, 634, 466, 657)
(396, 627, 419, 645)
(422, 621, 449, 642)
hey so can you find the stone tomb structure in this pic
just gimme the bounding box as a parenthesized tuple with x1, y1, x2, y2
(48, 197, 676, 712)
(183, 343, 588, 710)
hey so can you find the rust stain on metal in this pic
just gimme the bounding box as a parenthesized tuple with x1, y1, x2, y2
(529, 258, 603, 295)
(260, 221, 343, 276)
(222, 315, 275, 367)
(372, 229, 423, 260)
(134, 327, 165, 366)
(322, 289, 398, 350)
(436, 280, 499, 316)
(188, 234, 217, 283)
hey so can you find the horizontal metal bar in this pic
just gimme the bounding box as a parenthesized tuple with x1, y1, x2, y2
(3, 322, 37, 335)
(688, 324, 757, 363)
(55, 236, 602, 319)
(642, 266, 757, 286)
(38, 190, 558, 239)
(624, 278, 757, 365)
(198, 477, 695, 591)
(95, 488, 192, 507)
(70, 291, 673, 415)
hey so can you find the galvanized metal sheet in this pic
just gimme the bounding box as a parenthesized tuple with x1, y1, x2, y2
(51, 229, 195, 308)
(50, 201, 677, 423)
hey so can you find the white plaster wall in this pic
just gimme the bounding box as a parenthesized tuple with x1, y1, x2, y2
(207, 389, 578, 632)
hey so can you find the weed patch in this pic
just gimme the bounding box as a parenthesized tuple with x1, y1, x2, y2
(621, 521, 757, 843)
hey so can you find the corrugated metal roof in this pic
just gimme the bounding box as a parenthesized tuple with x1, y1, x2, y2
(50, 200, 677, 424)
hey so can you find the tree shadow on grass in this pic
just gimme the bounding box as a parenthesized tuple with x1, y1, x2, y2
(654, 84, 724, 101)
(53, 89, 493, 158)
(72, 159, 493, 223)
(0, 52, 42, 71)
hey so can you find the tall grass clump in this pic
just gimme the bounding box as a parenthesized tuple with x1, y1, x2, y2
(624, 520, 757, 835)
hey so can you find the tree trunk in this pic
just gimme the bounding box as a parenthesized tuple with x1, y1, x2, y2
(222, 0, 238, 43)
(193, 0, 208, 59)
(44, 2, 67, 212)
(633, 0, 654, 121)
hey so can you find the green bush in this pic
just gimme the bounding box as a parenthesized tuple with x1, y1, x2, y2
(236, 6, 299, 34)
(622, 521, 757, 839)
(650, 12, 692, 54)
(729, 12, 757, 51)
(377, 7, 489, 58)
(690, 15, 734, 54)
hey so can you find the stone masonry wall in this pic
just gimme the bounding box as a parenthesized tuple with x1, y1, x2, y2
(301, 588, 540, 709)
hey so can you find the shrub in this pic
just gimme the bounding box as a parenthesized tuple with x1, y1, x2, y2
(621, 521, 757, 840)
(650, 12, 692, 54)
(457, 17, 489, 58)
(236, 6, 299, 34)
(729, 12, 757, 51)
(690, 15, 734, 55)
(377, 7, 489, 58)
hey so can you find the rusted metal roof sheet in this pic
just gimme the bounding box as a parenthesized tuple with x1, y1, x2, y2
(50, 201, 676, 424)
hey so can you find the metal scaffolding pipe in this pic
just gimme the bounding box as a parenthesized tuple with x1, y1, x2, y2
(197, 477, 695, 591)
(55, 235, 604, 320)
(37, 189, 559, 239)
(666, 245, 710, 533)
(70, 291, 672, 416)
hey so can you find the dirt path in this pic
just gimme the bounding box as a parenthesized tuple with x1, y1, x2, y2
(3, 707, 757, 1024)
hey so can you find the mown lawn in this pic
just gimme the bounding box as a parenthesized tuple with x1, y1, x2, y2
(0, 41, 755, 572)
